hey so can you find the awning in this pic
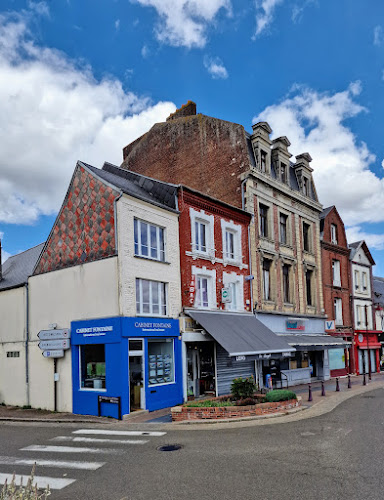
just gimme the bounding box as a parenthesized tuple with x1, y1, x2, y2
(357, 341, 382, 349)
(186, 310, 295, 358)
(278, 334, 351, 351)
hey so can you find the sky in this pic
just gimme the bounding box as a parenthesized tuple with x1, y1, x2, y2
(1, 0, 384, 274)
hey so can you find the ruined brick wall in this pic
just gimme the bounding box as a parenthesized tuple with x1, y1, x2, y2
(34, 164, 119, 275)
(121, 114, 251, 209)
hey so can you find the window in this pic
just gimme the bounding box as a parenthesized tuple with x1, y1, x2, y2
(306, 270, 313, 306)
(190, 208, 214, 258)
(334, 298, 343, 325)
(196, 276, 209, 308)
(280, 214, 288, 245)
(226, 282, 238, 311)
(260, 150, 267, 173)
(303, 222, 311, 252)
(280, 162, 287, 183)
(362, 272, 368, 292)
(195, 220, 207, 253)
(80, 345, 106, 390)
(332, 260, 341, 287)
(354, 270, 360, 291)
(136, 279, 167, 316)
(225, 230, 235, 260)
(356, 305, 364, 327)
(148, 339, 174, 385)
(303, 177, 310, 196)
(263, 260, 271, 301)
(259, 204, 269, 238)
(282, 264, 290, 303)
(134, 219, 165, 261)
(331, 224, 338, 245)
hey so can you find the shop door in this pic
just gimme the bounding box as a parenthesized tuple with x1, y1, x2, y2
(129, 354, 144, 411)
(370, 350, 377, 373)
(187, 343, 216, 398)
(187, 348, 200, 398)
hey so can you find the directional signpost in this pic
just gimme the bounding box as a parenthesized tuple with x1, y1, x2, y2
(38, 339, 70, 351)
(42, 350, 65, 358)
(38, 329, 70, 340)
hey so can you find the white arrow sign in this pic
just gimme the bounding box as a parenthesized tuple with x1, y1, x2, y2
(39, 340, 70, 350)
(42, 350, 64, 358)
(38, 329, 70, 340)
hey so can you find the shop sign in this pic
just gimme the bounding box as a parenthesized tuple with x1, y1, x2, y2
(325, 320, 335, 331)
(235, 355, 246, 361)
(75, 325, 114, 337)
(134, 320, 173, 333)
(286, 320, 305, 331)
(188, 275, 196, 306)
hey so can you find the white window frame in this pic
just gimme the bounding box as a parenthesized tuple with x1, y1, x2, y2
(190, 208, 215, 258)
(192, 266, 216, 310)
(136, 278, 168, 317)
(221, 220, 242, 266)
(332, 260, 341, 287)
(262, 259, 272, 301)
(334, 298, 343, 326)
(362, 272, 368, 293)
(223, 272, 244, 312)
(134, 218, 165, 262)
(331, 224, 338, 245)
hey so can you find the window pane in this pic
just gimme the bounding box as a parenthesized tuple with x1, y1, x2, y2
(134, 219, 139, 255)
(80, 345, 106, 390)
(140, 222, 148, 256)
(136, 279, 140, 314)
(200, 223, 206, 251)
(159, 228, 165, 261)
(152, 281, 159, 314)
(148, 339, 174, 385)
(161, 283, 166, 315)
(150, 225, 158, 259)
(142, 280, 150, 313)
(129, 340, 143, 351)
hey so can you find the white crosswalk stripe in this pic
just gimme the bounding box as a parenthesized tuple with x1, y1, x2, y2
(0, 456, 104, 470)
(72, 429, 166, 437)
(52, 436, 148, 445)
(0, 473, 75, 490)
(21, 445, 121, 454)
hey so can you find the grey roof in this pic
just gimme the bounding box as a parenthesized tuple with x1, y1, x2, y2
(186, 310, 295, 357)
(0, 243, 44, 291)
(81, 161, 178, 212)
(348, 240, 375, 264)
(278, 334, 351, 351)
(320, 206, 334, 220)
(373, 276, 384, 306)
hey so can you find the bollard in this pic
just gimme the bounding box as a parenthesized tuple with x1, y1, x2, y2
(336, 377, 340, 392)
(363, 372, 366, 386)
(321, 380, 325, 396)
(308, 383, 313, 402)
(348, 375, 351, 389)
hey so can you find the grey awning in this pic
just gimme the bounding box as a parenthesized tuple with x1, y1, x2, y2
(278, 334, 351, 351)
(186, 310, 295, 357)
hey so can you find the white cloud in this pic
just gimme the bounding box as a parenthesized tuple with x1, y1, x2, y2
(27, 1, 50, 18)
(203, 56, 228, 79)
(132, 0, 232, 48)
(254, 0, 284, 37)
(291, 0, 315, 24)
(253, 82, 384, 226)
(374, 25, 383, 46)
(0, 11, 176, 224)
(115, 19, 120, 30)
(346, 226, 384, 251)
(141, 44, 149, 58)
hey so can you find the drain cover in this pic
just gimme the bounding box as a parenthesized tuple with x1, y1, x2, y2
(157, 444, 182, 452)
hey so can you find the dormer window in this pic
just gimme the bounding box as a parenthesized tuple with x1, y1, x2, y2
(303, 177, 310, 196)
(260, 150, 267, 173)
(280, 163, 287, 183)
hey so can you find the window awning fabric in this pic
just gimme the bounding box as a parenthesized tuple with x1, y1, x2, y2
(278, 334, 351, 351)
(186, 310, 295, 357)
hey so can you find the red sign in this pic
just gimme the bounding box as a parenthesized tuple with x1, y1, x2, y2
(188, 275, 196, 306)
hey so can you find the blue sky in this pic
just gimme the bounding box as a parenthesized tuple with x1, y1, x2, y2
(1, 0, 384, 274)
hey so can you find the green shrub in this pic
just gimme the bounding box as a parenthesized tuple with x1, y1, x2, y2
(231, 376, 256, 400)
(264, 389, 297, 403)
(0, 464, 51, 499)
(185, 399, 234, 408)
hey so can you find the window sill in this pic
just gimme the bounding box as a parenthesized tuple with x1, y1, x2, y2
(134, 254, 170, 265)
(136, 313, 169, 318)
(259, 236, 275, 244)
(303, 249, 315, 257)
(280, 243, 293, 250)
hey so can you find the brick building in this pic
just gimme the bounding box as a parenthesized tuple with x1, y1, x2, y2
(320, 206, 354, 376)
(121, 101, 348, 388)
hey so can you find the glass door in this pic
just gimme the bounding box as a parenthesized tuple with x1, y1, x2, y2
(129, 339, 144, 411)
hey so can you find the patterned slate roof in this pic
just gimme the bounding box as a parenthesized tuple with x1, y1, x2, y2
(0, 243, 44, 290)
(373, 276, 384, 306)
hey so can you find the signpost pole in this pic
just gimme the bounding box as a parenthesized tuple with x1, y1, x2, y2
(54, 358, 57, 412)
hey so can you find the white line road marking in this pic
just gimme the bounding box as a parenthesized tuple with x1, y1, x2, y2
(52, 436, 148, 445)
(21, 445, 120, 454)
(0, 473, 75, 490)
(72, 429, 166, 437)
(0, 456, 105, 470)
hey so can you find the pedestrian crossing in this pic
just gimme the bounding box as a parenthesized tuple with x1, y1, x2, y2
(0, 428, 166, 492)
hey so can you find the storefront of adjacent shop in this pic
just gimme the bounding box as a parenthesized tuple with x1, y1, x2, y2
(255, 314, 350, 386)
(353, 330, 381, 375)
(71, 317, 183, 418)
(181, 310, 295, 398)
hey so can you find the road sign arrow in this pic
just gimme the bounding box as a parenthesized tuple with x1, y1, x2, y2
(38, 329, 70, 340)
(42, 350, 64, 358)
(39, 339, 70, 350)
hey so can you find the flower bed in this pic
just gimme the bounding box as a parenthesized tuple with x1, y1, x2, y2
(171, 395, 301, 422)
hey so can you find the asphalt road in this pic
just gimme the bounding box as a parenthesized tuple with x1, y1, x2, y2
(1, 388, 384, 500)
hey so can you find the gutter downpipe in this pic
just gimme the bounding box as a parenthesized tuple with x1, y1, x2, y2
(113, 191, 123, 314)
(241, 177, 254, 313)
(25, 281, 30, 406)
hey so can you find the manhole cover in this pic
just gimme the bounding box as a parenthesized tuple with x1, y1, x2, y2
(157, 444, 182, 452)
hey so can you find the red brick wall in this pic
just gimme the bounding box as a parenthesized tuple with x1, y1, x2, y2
(34, 165, 119, 275)
(179, 188, 251, 310)
(121, 114, 250, 209)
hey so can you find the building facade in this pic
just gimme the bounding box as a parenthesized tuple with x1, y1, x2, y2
(320, 206, 354, 376)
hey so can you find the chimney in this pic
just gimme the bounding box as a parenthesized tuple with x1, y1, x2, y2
(166, 101, 197, 122)
(295, 152, 313, 172)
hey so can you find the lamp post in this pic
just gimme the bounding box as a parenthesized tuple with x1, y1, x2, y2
(365, 304, 371, 381)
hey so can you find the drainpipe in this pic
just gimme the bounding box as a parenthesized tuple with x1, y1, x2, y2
(113, 191, 123, 314)
(241, 177, 254, 313)
(25, 282, 30, 406)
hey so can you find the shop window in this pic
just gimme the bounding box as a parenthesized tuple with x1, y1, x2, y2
(134, 219, 165, 262)
(290, 351, 309, 370)
(331, 224, 338, 244)
(282, 264, 290, 303)
(332, 260, 341, 287)
(80, 345, 106, 390)
(129, 339, 143, 352)
(136, 279, 167, 316)
(148, 339, 174, 385)
(306, 269, 313, 306)
(280, 213, 288, 245)
(263, 259, 271, 301)
(259, 204, 269, 238)
(303, 222, 311, 252)
(334, 298, 343, 325)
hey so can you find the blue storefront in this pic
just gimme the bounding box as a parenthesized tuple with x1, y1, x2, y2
(71, 316, 183, 419)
